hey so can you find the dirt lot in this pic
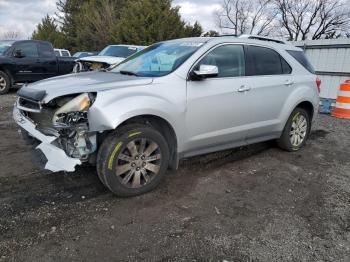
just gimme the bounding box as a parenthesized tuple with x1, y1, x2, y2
(0, 91, 349, 262)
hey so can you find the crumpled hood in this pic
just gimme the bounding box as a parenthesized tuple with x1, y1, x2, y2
(18, 71, 153, 103)
(76, 55, 125, 65)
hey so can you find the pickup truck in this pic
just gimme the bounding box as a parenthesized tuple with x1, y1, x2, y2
(0, 40, 75, 95)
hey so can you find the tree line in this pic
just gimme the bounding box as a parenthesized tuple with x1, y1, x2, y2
(32, 0, 203, 52)
(215, 0, 350, 40)
(31, 0, 350, 52)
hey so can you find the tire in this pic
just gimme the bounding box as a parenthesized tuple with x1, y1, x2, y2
(0, 71, 11, 95)
(97, 124, 170, 197)
(277, 108, 311, 152)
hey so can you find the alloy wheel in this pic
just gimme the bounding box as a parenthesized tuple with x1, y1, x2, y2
(0, 76, 6, 91)
(115, 138, 162, 189)
(289, 114, 308, 147)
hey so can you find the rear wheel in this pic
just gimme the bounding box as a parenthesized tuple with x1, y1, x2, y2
(277, 108, 311, 151)
(97, 124, 170, 197)
(0, 71, 10, 95)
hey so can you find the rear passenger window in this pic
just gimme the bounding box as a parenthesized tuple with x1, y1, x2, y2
(281, 57, 292, 74)
(39, 43, 54, 57)
(246, 46, 291, 76)
(196, 45, 245, 78)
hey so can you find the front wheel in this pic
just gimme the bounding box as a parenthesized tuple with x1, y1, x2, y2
(97, 124, 170, 197)
(277, 108, 311, 152)
(0, 71, 11, 95)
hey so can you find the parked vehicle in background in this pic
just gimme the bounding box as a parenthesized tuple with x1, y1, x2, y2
(54, 48, 71, 57)
(73, 51, 99, 59)
(0, 40, 75, 95)
(14, 36, 320, 197)
(73, 44, 145, 73)
(0, 40, 14, 55)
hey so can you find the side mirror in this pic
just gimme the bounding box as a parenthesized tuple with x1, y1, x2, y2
(193, 65, 218, 79)
(14, 49, 25, 58)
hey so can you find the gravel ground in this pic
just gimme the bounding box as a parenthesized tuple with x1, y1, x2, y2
(0, 91, 349, 262)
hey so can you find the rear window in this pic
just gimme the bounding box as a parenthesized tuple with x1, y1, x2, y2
(287, 50, 315, 74)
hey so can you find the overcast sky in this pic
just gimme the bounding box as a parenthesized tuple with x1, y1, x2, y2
(0, 0, 221, 39)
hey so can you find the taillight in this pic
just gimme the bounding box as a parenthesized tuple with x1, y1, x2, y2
(316, 77, 321, 93)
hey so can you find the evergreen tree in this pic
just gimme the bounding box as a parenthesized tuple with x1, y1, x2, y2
(74, 0, 127, 52)
(113, 0, 203, 45)
(185, 22, 203, 37)
(32, 0, 204, 51)
(55, 0, 90, 51)
(32, 15, 65, 48)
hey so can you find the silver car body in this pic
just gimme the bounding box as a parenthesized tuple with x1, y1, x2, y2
(14, 36, 319, 172)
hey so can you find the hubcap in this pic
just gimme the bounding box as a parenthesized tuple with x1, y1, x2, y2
(290, 114, 308, 147)
(0, 76, 6, 91)
(115, 138, 161, 189)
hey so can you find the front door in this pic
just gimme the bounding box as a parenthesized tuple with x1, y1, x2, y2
(13, 42, 42, 82)
(185, 44, 253, 155)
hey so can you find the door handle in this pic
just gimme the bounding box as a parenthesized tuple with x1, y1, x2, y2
(284, 80, 294, 86)
(238, 85, 251, 92)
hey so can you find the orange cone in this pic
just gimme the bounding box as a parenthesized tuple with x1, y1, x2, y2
(332, 80, 350, 119)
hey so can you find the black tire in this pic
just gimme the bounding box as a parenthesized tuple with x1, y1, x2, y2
(97, 124, 170, 197)
(277, 108, 311, 152)
(0, 71, 11, 95)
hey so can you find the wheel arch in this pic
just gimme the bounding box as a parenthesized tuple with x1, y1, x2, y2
(279, 99, 316, 136)
(103, 114, 179, 170)
(295, 101, 314, 120)
(0, 67, 13, 84)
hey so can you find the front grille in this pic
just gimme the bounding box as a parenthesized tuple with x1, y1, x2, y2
(17, 97, 41, 113)
(27, 108, 55, 130)
(17, 97, 56, 136)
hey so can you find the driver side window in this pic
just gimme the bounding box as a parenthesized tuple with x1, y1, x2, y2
(14, 42, 39, 58)
(196, 45, 245, 78)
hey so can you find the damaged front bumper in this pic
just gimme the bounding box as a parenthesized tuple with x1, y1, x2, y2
(13, 105, 82, 172)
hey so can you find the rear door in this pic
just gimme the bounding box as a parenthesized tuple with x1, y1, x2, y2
(244, 45, 294, 142)
(13, 41, 42, 82)
(185, 44, 253, 154)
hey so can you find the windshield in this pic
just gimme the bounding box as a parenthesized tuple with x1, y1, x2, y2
(99, 46, 139, 58)
(0, 41, 13, 55)
(111, 41, 204, 77)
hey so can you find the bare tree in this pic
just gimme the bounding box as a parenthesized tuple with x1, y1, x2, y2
(0, 31, 20, 40)
(215, 0, 277, 36)
(275, 0, 350, 41)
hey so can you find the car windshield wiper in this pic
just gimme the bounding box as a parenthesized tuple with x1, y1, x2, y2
(119, 70, 139, 76)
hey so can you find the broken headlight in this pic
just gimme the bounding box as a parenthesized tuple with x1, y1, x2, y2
(52, 93, 95, 126)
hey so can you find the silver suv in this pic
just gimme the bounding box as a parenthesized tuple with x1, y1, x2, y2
(13, 35, 320, 196)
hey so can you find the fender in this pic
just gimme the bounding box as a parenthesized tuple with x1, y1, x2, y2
(88, 91, 186, 149)
(277, 83, 319, 131)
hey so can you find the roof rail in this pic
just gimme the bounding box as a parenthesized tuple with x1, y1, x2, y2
(216, 34, 238, 37)
(238, 35, 286, 44)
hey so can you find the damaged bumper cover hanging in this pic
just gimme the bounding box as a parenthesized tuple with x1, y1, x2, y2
(13, 106, 82, 172)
